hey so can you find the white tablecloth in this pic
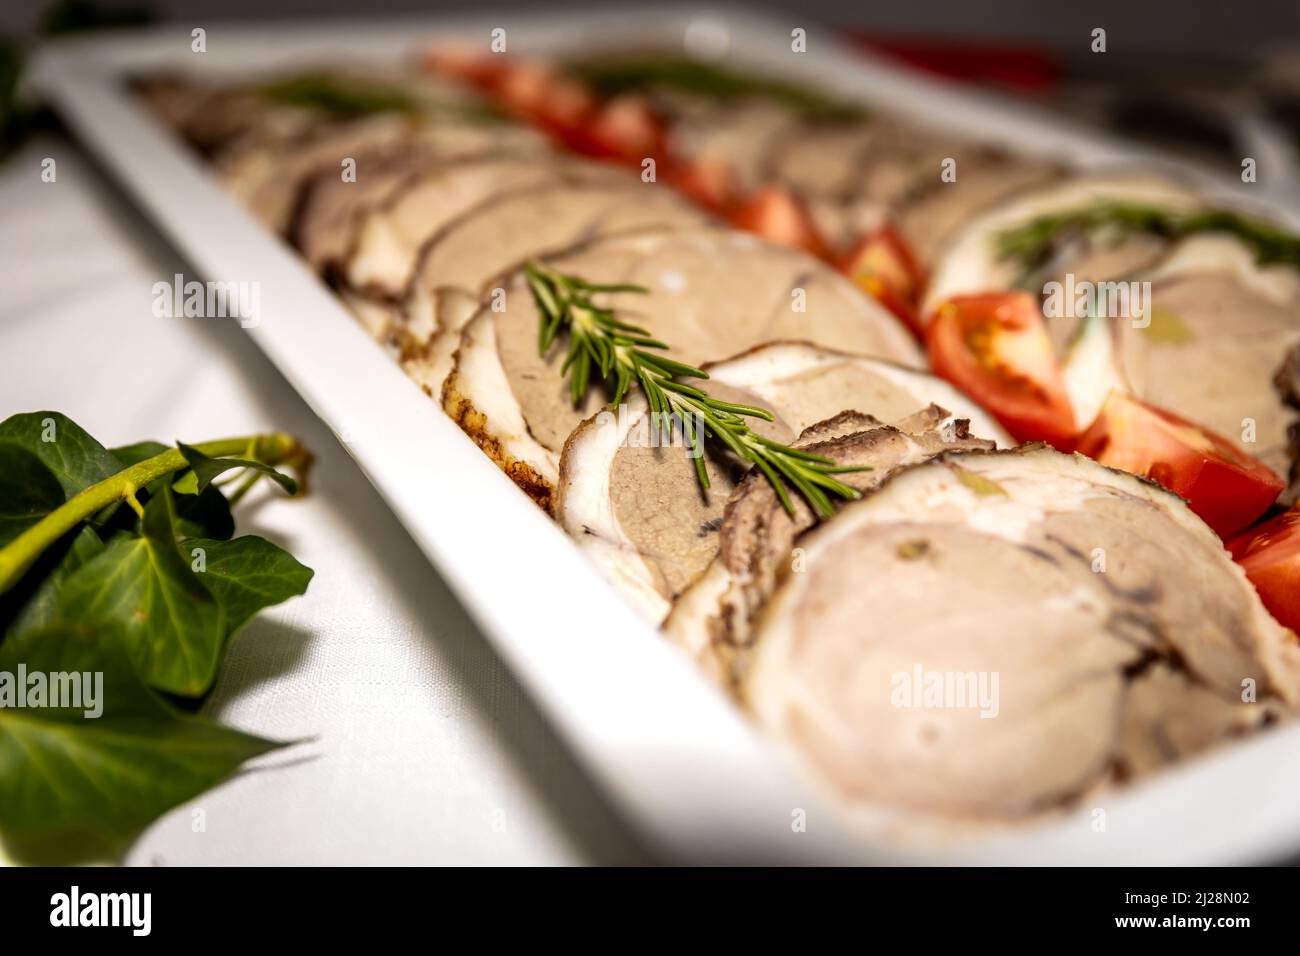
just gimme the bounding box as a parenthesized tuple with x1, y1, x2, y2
(0, 135, 649, 865)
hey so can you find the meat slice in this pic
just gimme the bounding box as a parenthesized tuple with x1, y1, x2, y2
(921, 172, 1200, 339)
(395, 179, 711, 399)
(442, 228, 924, 510)
(330, 156, 578, 340)
(744, 445, 1300, 825)
(342, 157, 623, 298)
(134, 75, 320, 157)
(559, 342, 1005, 624)
(218, 113, 541, 236)
(663, 407, 996, 680)
(666, 96, 797, 195)
(890, 146, 1062, 268)
(293, 146, 441, 277)
(289, 126, 543, 277)
(694, 341, 1008, 445)
(1112, 234, 1300, 478)
(766, 120, 1016, 252)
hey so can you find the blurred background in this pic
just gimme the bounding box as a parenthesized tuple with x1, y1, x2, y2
(5, 0, 1300, 170)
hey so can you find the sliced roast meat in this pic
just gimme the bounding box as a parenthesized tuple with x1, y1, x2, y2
(558, 341, 1004, 623)
(554, 385, 792, 624)
(922, 172, 1201, 343)
(337, 156, 627, 331)
(890, 147, 1062, 269)
(290, 125, 545, 276)
(667, 96, 798, 195)
(442, 228, 923, 510)
(1111, 235, 1300, 477)
(744, 445, 1300, 825)
(218, 113, 531, 234)
(140, 66, 492, 158)
(662, 406, 995, 682)
(135, 75, 321, 157)
(697, 341, 1009, 446)
(396, 178, 711, 398)
(293, 145, 445, 277)
(766, 119, 973, 250)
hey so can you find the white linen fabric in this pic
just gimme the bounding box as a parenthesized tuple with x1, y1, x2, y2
(0, 136, 648, 865)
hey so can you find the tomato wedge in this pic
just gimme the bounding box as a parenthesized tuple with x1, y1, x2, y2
(425, 51, 599, 147)
(1076, 391, 1283, 538)
(570, 95, 670, 165)
(925, 292, 1076, 447)
(493, 62, 596, 131)
(727, 185, 828, 258)
(665, 156, 735, 211)
(839, 225, 925, 337)
(422, 47, 510, 89)
(1228, 507, 1300, 632)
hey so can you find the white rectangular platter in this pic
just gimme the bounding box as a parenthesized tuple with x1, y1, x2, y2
(28, 6, 1300, 864)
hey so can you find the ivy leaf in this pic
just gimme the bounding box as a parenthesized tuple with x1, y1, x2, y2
(112, 440, 234, 540)
(188, 536, 313, 637)
(3, 525, 104, 638)
(174, 441, 298, 496)
(0, 444, 65, 547)
(0, 411, 122, 499)
(0, 624, 286, 864)
(52, 489, 224, 696)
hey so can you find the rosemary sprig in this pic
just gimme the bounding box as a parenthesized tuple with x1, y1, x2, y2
(996, 201, 1300, 278)
(524, 261, 866, 518)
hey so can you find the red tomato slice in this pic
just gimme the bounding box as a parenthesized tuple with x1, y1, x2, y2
(537, 76, 597, 132)
(839, 226, 925, 337)
(1228, 507, 1300, 632)
(727, 185, 828, 258)
(1076, 391, 1283, 538)
(425, 51, 598, 143)
(493, 61, 561, 117)
(576, 95, 670, 165)
(422, 47, 510, 90)
(665, 156, 735, 211)
(924, 292, 1076, 447)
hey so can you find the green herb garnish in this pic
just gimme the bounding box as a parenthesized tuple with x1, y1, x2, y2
(565, 54, 866, 123)
(259, 73, 504, 124)
(997, 201, 1300, 277)
(260, 74, 423, 117)
(525, 262, 867, 518)
(0, 412, 312, 863)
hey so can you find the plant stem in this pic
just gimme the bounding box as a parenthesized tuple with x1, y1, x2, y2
(0, 433, 300, 595)
(525, 261, 866, 518)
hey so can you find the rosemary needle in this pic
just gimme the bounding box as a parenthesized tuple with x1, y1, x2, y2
(524, 260, 867, 519)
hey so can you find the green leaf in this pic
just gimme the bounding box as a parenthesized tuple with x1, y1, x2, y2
(0, 445, 65, 547)
(0, 623, 285, 864)
(3, 525, 104, 638)
(0, 411, 122, 500)
(175, 441, 298, 496)
(108, 440, 169, 466)
(112, 440, 234, 539)
(188, 536, 314, 637)
(52, 489, 224, 696)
